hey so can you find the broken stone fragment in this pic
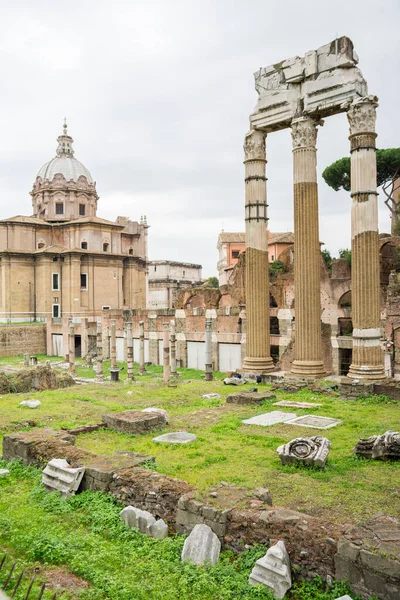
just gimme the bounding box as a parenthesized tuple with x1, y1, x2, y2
(181, 523, 221, 565)
(334, 596, 353, 600)
(202, 393, 221, 399)
(249, 540, 292, 598)
(223, 377, 245, 385)
(254, 487, 273, 505)
(0, 469, 10, 477)
(153, 432, 196, 444)
(353, 430, 400, 460)
(277, 436, 331, 468)
(142, 407, 169, 423)
(20, 400, 41, 408)
(42, 458, 85, 496)
(120, 506, 168, 539)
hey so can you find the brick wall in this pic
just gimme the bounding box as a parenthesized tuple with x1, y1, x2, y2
(0, 324, 46, 357)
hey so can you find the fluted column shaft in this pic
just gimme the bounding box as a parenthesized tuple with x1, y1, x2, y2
(347, 96, 385, 379)
(139, 320, 146, 374)
(291, 117, 325, 377)
(163, 322, 170, 383)
(242, 130, 274, 373)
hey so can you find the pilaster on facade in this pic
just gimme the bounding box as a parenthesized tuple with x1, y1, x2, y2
(242, 129, 274, 373)
(346, 96, 385, 379)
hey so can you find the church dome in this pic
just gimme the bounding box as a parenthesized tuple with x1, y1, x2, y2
(36, 122, 93, 184)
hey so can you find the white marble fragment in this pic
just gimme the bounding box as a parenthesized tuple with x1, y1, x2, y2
(223, 377, 245, 385)
(120, 506, 168, 539)
(0, 469, 10, 477)
(202, 393, 221, 399)
(335, 596, 353, 600)
(20, 400, 41, 408)
(42, 459, 85, 496)
(153, 432, 196, 444)
(181, 524, 221, 565)
(142, 407, 169, 423)
(277, 436, 331, 468)
(249, 540, 292, 598)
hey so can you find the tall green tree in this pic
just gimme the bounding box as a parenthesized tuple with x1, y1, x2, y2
(322, 148, 400, 234)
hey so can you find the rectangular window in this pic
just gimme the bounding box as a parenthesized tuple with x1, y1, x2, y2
(80, 273, 88, 290)
(232, 250, 240, 259)
(103, 243, 109, 252)
(52, 304, 60, 318)
(52, 273, 59, 290)
(55, 203, 64, 215)
(81, 242, 88, 250)
(79, 204, 85, 216)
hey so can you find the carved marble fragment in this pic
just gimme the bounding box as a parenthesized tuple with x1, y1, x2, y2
(277, 436, 331, 468)
(249, 540, 292, 598)
(353, 430, 400, 460)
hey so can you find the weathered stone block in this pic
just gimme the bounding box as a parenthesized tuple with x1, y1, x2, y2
(102, 410, 166, 434)
(226, 391, 276, 405)
(181, 524, 221, 565)
(142, 407, 169, 423)
(353, 430, 400, 460)
(337, 539, 360, 562)
(249, 540, 292, 599)
(334, 555, 362, 585)
(359, 549, 400, 578)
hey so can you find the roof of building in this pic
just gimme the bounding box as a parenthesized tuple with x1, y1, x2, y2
(36, 122, 94, 184)
(0, 215, 124, 228)
(218, 231, 294, 244)
(149, 260, 202, 268)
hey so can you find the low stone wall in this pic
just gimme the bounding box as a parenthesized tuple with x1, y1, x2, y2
(0, 324, 46, 357)
(3, 429, 399, 599)
(341, 379, 400, 401)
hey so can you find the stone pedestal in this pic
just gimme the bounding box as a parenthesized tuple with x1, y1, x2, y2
(290, 117, 325, 377)
(346, 96, 385, 379)
(242, 130, 274, 374)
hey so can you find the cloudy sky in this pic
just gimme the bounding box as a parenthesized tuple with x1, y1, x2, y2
(0, 0, 399, 276)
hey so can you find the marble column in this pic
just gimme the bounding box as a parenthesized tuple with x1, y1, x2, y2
(139, 320, 146, 374)
(96, 321, 103, 379)
(163, 322, 170, 383)
(290, 117, 326, 377)
(110, 319, 117, 369)
(170, 321, 177, 377)
(204, 318, 213, 381)
(242, 130, 274, 373)
(126, 321, 135, 381)
(347, 96, 385, 379)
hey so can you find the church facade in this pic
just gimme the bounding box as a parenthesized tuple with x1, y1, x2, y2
(0, 123, 148, 353)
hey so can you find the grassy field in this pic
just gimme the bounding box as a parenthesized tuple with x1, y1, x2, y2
(0, 355, 399, 524)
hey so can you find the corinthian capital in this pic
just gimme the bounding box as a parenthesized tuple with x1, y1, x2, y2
(347, 95, 379, 135)
(291, 117, 320, 149)
(244, 130, 266, 161)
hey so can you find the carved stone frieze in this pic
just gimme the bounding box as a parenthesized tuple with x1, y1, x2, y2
(277, 436, 331, 468)
(244, 130, 266, 161)
(353, 430, 400, 460)
(291, 117, 320, 149)
(347, 95, 379, 135)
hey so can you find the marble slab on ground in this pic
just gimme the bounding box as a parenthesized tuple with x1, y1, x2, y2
(153, 432, 197, 444)
(243, 411, 298, 427)
(242, 412, 341, 430)
(288, 415, 341, 430)
(274, 400, 322, 409)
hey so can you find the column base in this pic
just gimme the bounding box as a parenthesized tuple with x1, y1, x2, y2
(347, 364, 386, 380)
(291, 360, 326, 378)
(242, 356, 275, 374)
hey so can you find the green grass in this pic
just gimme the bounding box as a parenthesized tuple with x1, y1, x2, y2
(0, 460, 365, 600)
(0, 356, 399, 523)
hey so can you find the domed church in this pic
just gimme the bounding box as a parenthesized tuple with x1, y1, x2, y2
(0, 122, 148, 354)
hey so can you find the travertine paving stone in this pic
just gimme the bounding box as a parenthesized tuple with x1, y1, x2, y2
(153, 432, 197, 444)
(277, 436, 331, 468)
(243, 411, 297, 427)
(249, 540, 292, 598)
(274, 400, 322, 408)
(181, 523, 221, 565)
(287, 415, 341, 430)
(102, 410, 166, 434)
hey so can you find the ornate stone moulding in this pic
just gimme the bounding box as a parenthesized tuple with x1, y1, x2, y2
(353, 430, 400, 460)
(277, 436, 331, 468)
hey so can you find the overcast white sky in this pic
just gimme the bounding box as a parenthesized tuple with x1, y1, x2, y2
(0, 0, 399, 277)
